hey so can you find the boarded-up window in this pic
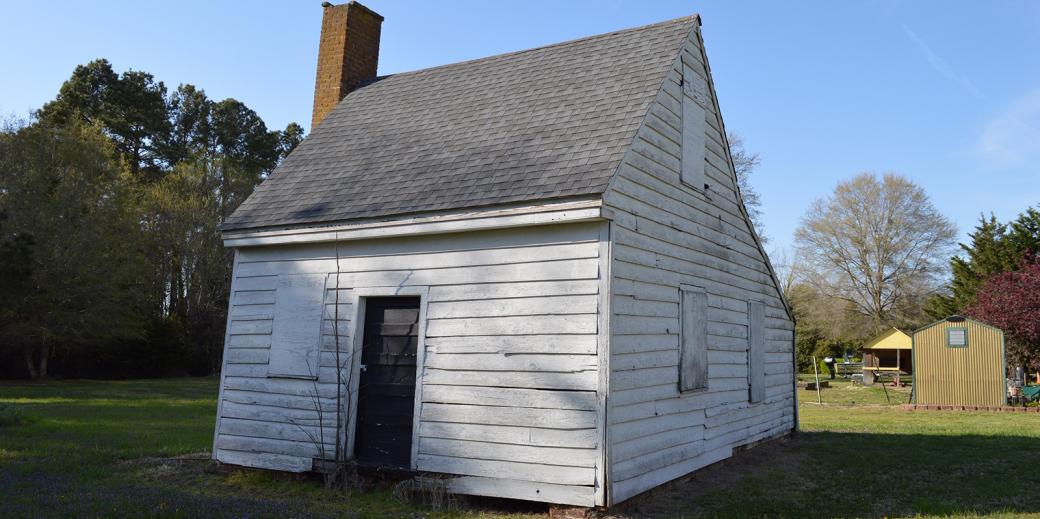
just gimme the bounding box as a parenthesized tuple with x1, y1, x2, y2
(268, 274, 328, 379)
(679, 286, 707, 392)
(681, 61, 707, 190)
(748, 300, 765, 403)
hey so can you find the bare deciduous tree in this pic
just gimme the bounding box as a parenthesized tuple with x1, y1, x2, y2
(728, 132, 765, 242)
(794, 172, 956, 331)
(769, 247, 803, 298)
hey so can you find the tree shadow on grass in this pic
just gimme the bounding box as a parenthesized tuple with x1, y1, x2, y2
(614, 431, 1040, 518)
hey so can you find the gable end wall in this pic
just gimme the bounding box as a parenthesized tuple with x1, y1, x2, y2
(602, 24, 796, 504)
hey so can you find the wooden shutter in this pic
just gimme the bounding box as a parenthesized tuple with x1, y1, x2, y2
(268, 273, 328, 379)
(680, 286, 708, 392)
(681, 61, 707, 189)
(748, 300, 765, 403)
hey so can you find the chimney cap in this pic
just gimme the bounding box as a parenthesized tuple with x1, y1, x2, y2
(319, 2, 384, 22)
(346, 1, 384, 21)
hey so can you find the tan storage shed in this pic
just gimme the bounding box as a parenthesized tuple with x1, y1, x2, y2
(912, 316, 1006, 407)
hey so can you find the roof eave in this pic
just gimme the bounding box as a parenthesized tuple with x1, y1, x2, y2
(222, 197, 604, 248)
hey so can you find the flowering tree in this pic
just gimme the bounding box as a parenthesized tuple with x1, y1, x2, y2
(967, 255, 1040, 374)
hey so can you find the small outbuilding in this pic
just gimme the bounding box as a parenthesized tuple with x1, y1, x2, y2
(210, 2, 796, 508)
(862, 328, 912, 384)
(912, 316, 1006, 407)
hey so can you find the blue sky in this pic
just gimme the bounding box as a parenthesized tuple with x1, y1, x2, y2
(3, 1, 1039, 253)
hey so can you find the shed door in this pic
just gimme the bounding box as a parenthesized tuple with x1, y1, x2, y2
(354, 297, 420, 469)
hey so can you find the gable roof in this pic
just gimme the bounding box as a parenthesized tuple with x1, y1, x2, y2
(223, 16, 698, 232)
(863, 328, 912, 350)
(913, 315, 1004, 335)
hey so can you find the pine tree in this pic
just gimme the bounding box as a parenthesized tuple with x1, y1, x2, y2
(930, 208, 1040, 319)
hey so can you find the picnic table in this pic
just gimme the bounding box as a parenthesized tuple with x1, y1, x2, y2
(865, 366, 910, 386)
(836, 362, 862, 377)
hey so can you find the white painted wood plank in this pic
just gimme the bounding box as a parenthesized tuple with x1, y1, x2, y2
(420, 403, 596, 430)
(426, 315, 597, 337)
(217, 434, 330, 460)
(611, 445, 732, 503)
(424, 352, 597, 373)
(429, 280, 599, 302)
(611, 350, 678, 371)
(611, 334, 678, 355)
(216, 449, 311, 473)
(418, 422, 598, 449)
(415, 454, 595, 486)
(423, 368, 597, 391)
(610, 387, 746, 412)
(421, 385, 597, 410)
(611, 395, 722, 425)
(612, 277, 680, 303)
(427, 295, 597, 319)
(227, 334, 272, 349)
(338, 258, 600, 288)
(613, 297, 678, 318)
(220, 401, 337, 427)
(219, 417, 337, 444)
(222, 376, 339, 398)
(613, 425, 705, 463)
(220, 389, 337, 413)
(425, 335, 597, 354)
(233, 276, 278, 291)
(418, 437, 597, 468)
(233, 290, 277, 305)
(224, 348, 270, 365)
(229, 305, 275, 320)
(612, 438, 704, 482)
(611, 410, 706, 444)
(229, 320, 272, 335)
(442, 476, 594, 506)
(611, 366, 677, 392)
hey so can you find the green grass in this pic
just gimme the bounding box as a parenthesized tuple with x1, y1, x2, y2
(795, 374, 913, 406)
(0, 378, 531, 518)
(2, 377, 1040, 518)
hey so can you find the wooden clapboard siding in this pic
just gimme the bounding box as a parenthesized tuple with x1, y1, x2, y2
(213, 222, 604, 506)
(212, 20, 800, 509)
(602, 25, 795, 504)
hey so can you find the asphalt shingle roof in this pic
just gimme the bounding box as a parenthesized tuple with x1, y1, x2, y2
(223, 16, 697, 232)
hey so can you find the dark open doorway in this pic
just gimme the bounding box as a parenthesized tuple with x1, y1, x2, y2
(353, 297, 420, 469)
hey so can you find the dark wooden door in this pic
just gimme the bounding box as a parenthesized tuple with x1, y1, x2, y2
(354, 297, 420, 469)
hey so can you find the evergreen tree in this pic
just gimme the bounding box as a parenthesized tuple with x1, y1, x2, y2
(2, 59, 306, 379)
(930, 208, 1040, 318)
(39, 59, 170, 178)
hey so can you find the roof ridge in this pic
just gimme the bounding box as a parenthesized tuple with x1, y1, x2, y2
(366, 14, 698, 82)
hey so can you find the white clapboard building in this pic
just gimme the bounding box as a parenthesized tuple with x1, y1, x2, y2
(213, 2, 796, 507)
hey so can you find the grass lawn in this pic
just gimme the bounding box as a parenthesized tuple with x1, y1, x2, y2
(1, 377, 1039, 518)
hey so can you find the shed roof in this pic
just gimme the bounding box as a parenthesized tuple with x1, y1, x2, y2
(863, 328, 912, 350)
(223, 16, 698, 232)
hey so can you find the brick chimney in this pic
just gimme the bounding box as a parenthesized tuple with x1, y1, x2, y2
(311, 1, 383, 130)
